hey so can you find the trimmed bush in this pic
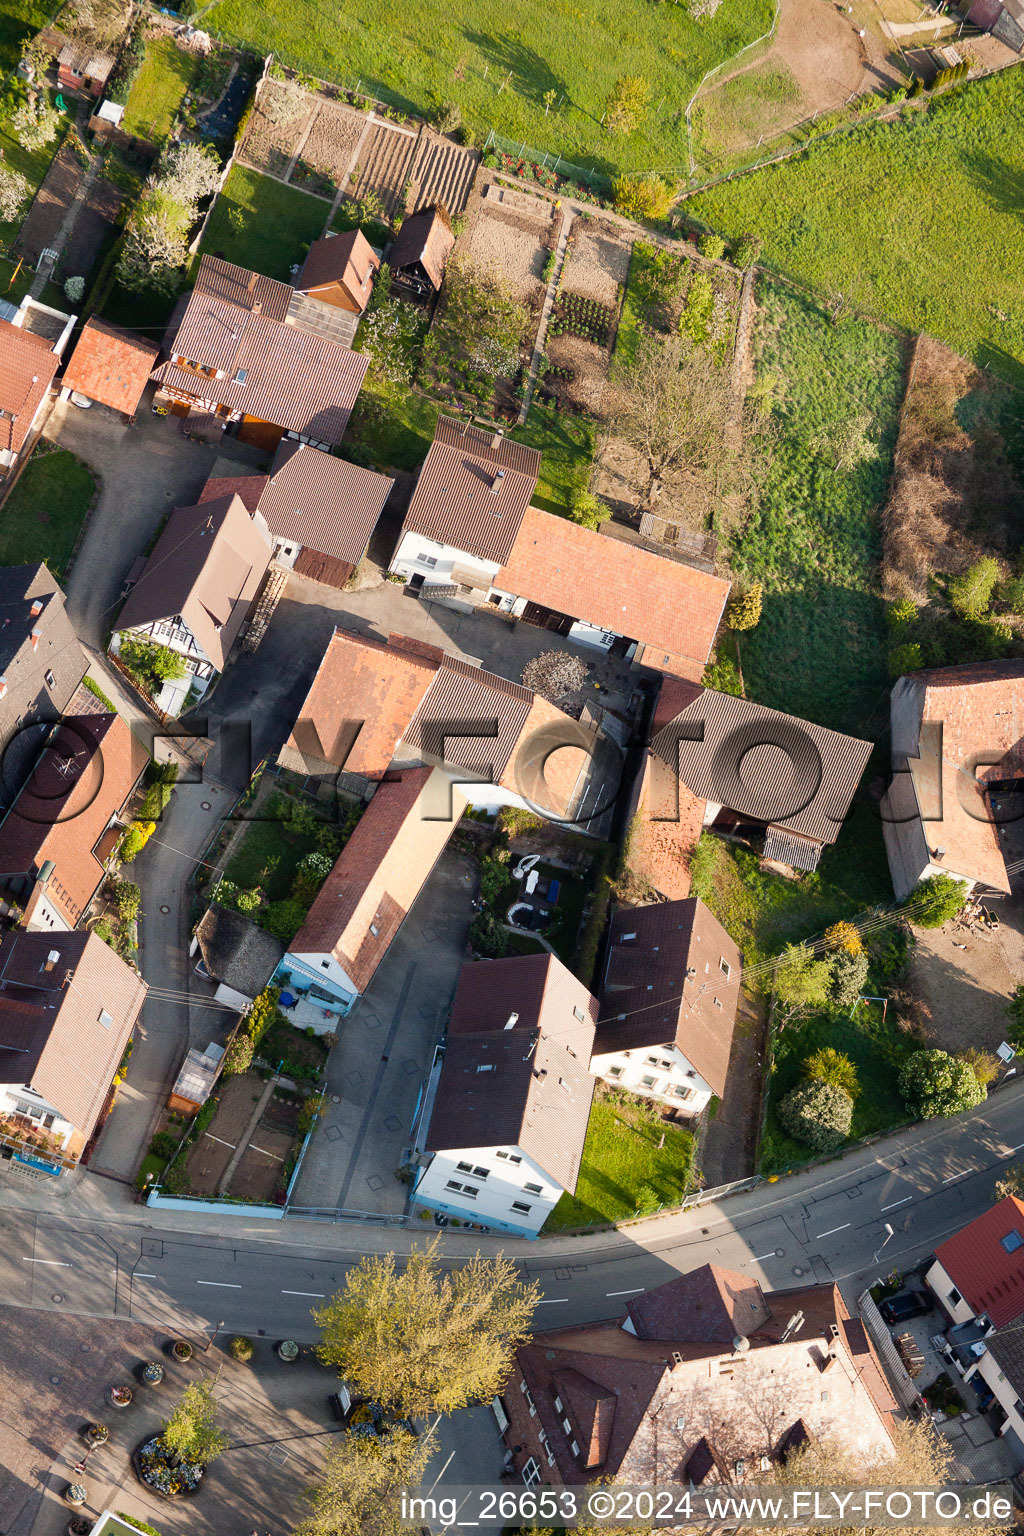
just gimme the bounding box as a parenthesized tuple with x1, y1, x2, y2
(228, 1335, 254, 1362)
(149, 1130, 180, 1162)
(899, 1048, 986, 1119)
(778, 1078, 853, 1152)
(905, 872, 967, 927)
(803, 1047, 859, 1099)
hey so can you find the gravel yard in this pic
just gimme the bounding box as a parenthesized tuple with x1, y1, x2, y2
(464, 210, 547, 300)
(562, 219, 633, 306)
(241, 81, 317, 177)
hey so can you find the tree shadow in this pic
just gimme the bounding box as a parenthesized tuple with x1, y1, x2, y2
(461, 30, 568, 108)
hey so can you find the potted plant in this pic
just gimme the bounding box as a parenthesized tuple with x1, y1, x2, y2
(276, 1339, 298, 1362)
(110, 1385, 133, 1408)
(67, 1517, 92, 1536)
(142, 1361, 165, 1385)
(171, 1339, 193, 1362)
(84, 1423, 108, 1446)
(64, 1483, 87, 1506)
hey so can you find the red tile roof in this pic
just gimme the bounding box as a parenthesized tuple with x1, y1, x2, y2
(496, 507, 731, 678)
(60, 318, 159, 415)
(0, 319, 58, 456)
(297, 230, 378, 310)
(933, 1196, 1024, 1327)
(0, 714, 146, 926)
(198, 473, 268, 512)
(403, 416, 540, 564)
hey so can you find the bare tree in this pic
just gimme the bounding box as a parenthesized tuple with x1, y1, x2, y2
(521, 650, 588, 703)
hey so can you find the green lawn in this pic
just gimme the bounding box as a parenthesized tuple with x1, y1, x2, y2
(0, 0, 51, 72)
(510, 403, 595, 513)
(197, 164, 328, 280)
(544, 1094, 695, 1231)
(688, 72, 1024, 381)
(204, 0, 773, 177)
(694, 61, 802, 159)
(689, 812, 893, 975)
(342, 382, 440, 474)
(225, 812, 320, 902)
(0, 446, 96, 579)
(732, 280, 904, 737)
(122, 35, 204, 144)
(0, 113, 68, 248)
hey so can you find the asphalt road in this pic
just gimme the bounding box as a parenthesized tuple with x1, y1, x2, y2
(3, 1076, 1023, 1346)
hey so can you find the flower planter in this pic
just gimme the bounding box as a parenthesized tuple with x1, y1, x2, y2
(64, 1484, 87, 1506)
(84, 1424, 108, 1446)
(276, 1339, 299, 1361)
(134, 1435, 204, 1498)
(67, 1517, 92, 1536)
(170, 1340, 193, 1362)
(141, 1361, 164, 1385)
(110, 1386, 133, 1408)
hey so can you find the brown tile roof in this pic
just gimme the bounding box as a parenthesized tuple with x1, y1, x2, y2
(626, 1263, 770, 1344)
(402, 415, 540, 564)
(116, 493, 273, 671)
(427, 952, 597, 1192)
(890, 660, 1024, 893)
(653, 684, 872, 848)
(151, 255, 369, 444)
(0, 563, 85, 760)
(405, 654, 533, 779)
(595, 899, 741, 1097)
(0, 319, 58, 456)
(0, 713, 146, 926)
(496, 507, 731, 679)
(290, 767, 464, 993)
(257, 440, 393, 564)
(60, 318, 159, 415)
(279, 628, 440, 781)
(388, 205, 455, 290)
(0, 929, 146, 1142)
(933, 1195, 1024, 1327)
(552, 1367, 618, 1468)
(198, 472, 269, 512)
(297, 230, 378, 310)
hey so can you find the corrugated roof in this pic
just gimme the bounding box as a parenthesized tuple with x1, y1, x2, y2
(933, 1196, 1024, 1327)
(404, 655, 533, 781)
(426, 952, 597, 1192)
(0, 319, 58, 455)
(762, 827, 822, 871)
(61, 318, 159, 416)
(595, 898, 741, 1097)
(496, 506, 731, 678)
(387, 205, 455, 290)
(256, 440, 393, 564)
(653, 685, 871, 847)
(116, 493, 272, 671)
(402, 415, 540, 564)
(151, 255, 368, 444)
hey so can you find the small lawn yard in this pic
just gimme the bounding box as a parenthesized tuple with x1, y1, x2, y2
(544, 1091, 694, 1231)
(758, 1001, 915, 1173)
(122, 35, 204, 145)
(510, 403, 595, 514)
(259, 1018, 330, 1081)
(197, 163, 329, 280)
(225, 796, 322, 902)
(0, 445, 95, 578)
(342, 382, 439, 474)
(0, 0, 50, 73)
(0, 113, 68, 247)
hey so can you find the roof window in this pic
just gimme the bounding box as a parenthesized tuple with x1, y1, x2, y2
(1000, 1230, 1024, 1254)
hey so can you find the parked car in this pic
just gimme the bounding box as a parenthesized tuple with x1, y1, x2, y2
(880, 1290, 930, 1324)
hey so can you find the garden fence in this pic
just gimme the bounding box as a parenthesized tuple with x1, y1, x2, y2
(483, 131, 612, 193)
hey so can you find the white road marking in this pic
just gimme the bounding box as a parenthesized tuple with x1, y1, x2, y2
(881, 1196, 912, 1211)
(204, 1133, 236, 1148)
(815, 1223, 850, 1239)
(536, 1297, 569, 1304)
(752, 1252, 777, 1262)
(197, 1280, 241, 1288)
(942, 1169, 969, 1183)
(282, 1289, 325, 1298)
(22, 1258, 71, 1266)
(607, 1287, 645, 1296)
(134, 1273, 157, 1279)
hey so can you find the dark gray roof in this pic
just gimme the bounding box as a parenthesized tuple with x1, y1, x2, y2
(195, 906, 284, 999)
(985, 1311, 1024, 1397)
(0, 564, 86, 807)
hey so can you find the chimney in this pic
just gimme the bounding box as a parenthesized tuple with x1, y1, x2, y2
(504, 1011, 519, 1030)
(44, 949, 60, 972)
(819, 1352, 837, 1373)
(490, 429, 503, 451)
(489, 470, 506, 495)
(29, 599, 43, 618)
(0, 676, 6, 699)
(30, 629, 41, 649)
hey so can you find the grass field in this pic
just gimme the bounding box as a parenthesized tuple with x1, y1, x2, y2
(510, 403, 594, 512)
(122, 35, 204, 144)
(225, 811, 320, 902)
(694, 61, 802, 158)
(733, 280, 903, 737)
(0, 0, 51, 72)
(197, 164, 328, 279)
(204, 0, 773, 176)
(688, 72, 1024, 380)
(0, 446, 96, 579)
(0, 113, 68, 247)
(544, 1094, 694, 1230)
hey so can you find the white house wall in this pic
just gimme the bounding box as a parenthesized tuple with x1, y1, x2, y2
(415, 1144, 563, 1237)
(974, 1351, 1024, 1443)
(590, 1042, 712, 1113)
(925, 1259, 977, 1324)
(277, 950, 358, 1022)
(24, 889, 73, 934)
(390, 530, 500, 589)
(1, 1083, 76, 1146)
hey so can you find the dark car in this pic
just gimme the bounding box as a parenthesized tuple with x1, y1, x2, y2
(880, 1290, 930, 1324)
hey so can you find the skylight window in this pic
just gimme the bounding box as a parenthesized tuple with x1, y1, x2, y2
(1000, 1229, 1024, 1254)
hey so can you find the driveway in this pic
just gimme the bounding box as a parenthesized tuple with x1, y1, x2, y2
(289, 846, 477, 1215)
(47, 396, 219, 649)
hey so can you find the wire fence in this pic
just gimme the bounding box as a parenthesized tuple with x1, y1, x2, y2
(482, 130, 613, 192)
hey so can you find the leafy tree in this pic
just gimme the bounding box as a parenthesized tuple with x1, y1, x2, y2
(245, 986, 281, 1046)
(905, 872, 967, 928)
(116, 203, 189, 295)
(823, 919, 863, 955)
(158, 141, 222, 210)
(612, 172, 675, 220)
(469, 909, 508, 957)
(948, 556, 1001, 621)
(995, 1162, 1024, 1202)
(568, 487, 610, 530)
(886, 597, 918, 633)
(998, 574, 1024, 616)
(0, 168, 29, 223)
(113, 879, 141, 923)
(222, 1034, 254, 1075)
(730, 232, 762, 268)
(294, 1427, 434, 1536)
(118, 634, 187, 685)
(160, 1377, 228, 1467)
(606, 75, 651, 133)
(773, 942, 833, 1023)
(803, 1047, 859, 1098)
(959, 1046, 998, 1088)
(828, 947, 870, 1010)
(888, 640, 924, 679)
(64, 274, 85, 303)
(262, 896, 309, 943)
(359, 298, 424, 393)
(11, 99, 60, 151)
(898, 1048, 985, 1119)
(313, 1237, 539, 1418)
(725, 581, 763, 631)
(118, 820, 155, 863)
(699, 233, 726, 260)
(778, 1079, 853, 1151)
(478, 853, 511, 906)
